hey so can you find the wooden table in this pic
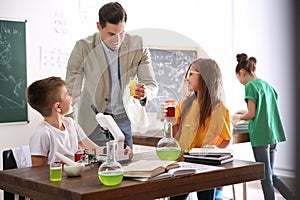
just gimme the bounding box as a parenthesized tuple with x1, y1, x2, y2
(133, 129, 251, 200)
(133, 129, 250, 147)
(0, 152, 263, 200)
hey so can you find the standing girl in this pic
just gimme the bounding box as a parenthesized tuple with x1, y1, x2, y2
(234, 53, 295, 200)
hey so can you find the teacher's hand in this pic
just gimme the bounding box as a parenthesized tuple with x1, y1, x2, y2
(134, 84, 146, 99)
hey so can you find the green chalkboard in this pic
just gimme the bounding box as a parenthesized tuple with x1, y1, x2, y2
(146, 46, 199, 113)
(0, 19, 28, 123)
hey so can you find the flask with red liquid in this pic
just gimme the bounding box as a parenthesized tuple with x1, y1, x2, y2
(165, 99, 176, 117)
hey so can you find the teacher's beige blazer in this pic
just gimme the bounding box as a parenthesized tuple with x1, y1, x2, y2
(66, 32, 158, 135)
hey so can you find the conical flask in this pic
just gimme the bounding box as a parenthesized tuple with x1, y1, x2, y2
(156, 120, 181, 160)
(98, 140, 123, 186)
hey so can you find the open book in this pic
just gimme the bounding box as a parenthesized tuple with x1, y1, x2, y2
(130, 162, 223, 182)
(131, 167, 196, 181)
(123, 160, 179, 178)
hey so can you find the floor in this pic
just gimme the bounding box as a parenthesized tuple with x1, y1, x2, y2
(173, 171, 296, 200)
(133, 145, 296, 200)
(222, 177, 295, 200)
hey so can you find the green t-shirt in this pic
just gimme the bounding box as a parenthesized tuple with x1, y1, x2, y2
(245, 79, 286, 147)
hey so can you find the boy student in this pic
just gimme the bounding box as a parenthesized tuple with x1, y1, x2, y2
(26, 76, 132, 167)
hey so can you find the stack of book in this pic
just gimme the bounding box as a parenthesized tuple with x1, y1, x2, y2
(183, 146, 233, 165)
(233, 121, 248, 132)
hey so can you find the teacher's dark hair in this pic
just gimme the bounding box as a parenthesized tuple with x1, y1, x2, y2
(98, 2, 127, 28)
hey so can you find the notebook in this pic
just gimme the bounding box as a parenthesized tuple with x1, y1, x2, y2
(183, 154, 233, 165)
(189, 146, 233, 156)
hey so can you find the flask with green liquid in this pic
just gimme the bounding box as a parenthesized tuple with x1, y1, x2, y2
(98, 140, 124, 186)
(156, 120, 181, 161)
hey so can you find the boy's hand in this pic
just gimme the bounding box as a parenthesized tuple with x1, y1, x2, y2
(124, 146, 133, 160)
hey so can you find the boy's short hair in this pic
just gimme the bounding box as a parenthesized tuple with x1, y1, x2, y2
(26, 76, 66, 117)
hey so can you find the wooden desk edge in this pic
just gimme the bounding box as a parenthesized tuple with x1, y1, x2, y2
(133, 131, 250, 147)
(0, 160, 263, 200)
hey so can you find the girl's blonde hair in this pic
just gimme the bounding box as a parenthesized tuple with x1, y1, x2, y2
(181, 58, 224, 128)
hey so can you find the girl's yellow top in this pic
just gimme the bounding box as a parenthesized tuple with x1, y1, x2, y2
(174, 98, 232, 152)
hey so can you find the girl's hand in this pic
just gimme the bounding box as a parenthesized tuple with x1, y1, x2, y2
(235, 109, 247, 115)
(231, 114, 241, 126)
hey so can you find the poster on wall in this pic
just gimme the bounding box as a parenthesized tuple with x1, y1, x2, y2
(0, 19, 28, 124)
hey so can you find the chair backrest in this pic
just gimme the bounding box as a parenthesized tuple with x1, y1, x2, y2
(2, 149, 26, 200)
(3, 149, 18, 170)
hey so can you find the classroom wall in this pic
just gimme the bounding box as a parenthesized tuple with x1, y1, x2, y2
(0, 0, 294, 181)
(232, 0, 295, 171)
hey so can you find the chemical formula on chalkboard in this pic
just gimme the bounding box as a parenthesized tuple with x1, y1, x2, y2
(146, 47, 198, 114)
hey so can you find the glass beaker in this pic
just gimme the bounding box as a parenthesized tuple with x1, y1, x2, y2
(162, 99, 177, 125)
(98, 140, 124, 186)
(129, 77, 138, 96)
(156, 121, 181, 161)
(74, 150, 84, 162)
(164, 99, 176, 117)
(49, 162, 62, 181)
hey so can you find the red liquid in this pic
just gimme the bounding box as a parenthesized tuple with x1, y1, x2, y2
(166, 106, 175, 117)
(74, 152, 84, 162)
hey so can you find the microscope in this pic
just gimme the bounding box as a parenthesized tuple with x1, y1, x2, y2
(95, 112, 130, 163)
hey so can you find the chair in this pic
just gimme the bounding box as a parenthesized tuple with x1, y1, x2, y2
(2, 149, 26, 200)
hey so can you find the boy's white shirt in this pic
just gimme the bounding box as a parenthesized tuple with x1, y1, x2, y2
(29, 117, 87, 164)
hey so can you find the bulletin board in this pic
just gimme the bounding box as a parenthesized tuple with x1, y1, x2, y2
(0, 19, 28, 124)
(146, 46, 199, 113)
